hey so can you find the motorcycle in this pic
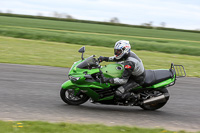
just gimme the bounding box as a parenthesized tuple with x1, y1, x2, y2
(60, 46, 186, 110)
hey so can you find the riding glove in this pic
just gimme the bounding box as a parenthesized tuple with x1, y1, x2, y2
(98, 56, 109, 62)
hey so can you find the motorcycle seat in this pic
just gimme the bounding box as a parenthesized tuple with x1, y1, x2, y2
(143, 69, 174, 87)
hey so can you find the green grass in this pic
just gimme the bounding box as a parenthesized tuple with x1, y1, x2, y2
(0, 120, 194, 133)
(0, 36, 199, 77)
(0, 15, 200, 56)
(0, 16, 200, 41)
(1, 13, 200, 34)
(0, 25, 200, 56)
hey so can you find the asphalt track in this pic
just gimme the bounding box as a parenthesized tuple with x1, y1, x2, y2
(0, 63, 199, 132)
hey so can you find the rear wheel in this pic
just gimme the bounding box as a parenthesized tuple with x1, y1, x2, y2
(139, 88, 169, 111)
(60, 88, 89, 105)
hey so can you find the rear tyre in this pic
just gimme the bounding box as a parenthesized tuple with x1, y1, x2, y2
(60, 88, 89, 105)
(139, 88, 169, 111)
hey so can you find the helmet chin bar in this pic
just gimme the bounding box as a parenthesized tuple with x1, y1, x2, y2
(114, 49, 122, 56)
(115, 51, 125, 60)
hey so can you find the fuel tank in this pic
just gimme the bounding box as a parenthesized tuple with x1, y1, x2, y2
(101, 63, 124, 78)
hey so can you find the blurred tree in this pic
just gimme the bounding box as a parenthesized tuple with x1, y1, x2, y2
(65, 14, 74, 19)
(142, 21, 153, 27)
(6, 10, 12, 13)
(110, 17, 120, 23)
(160, 22, 166, 27)
(52, 11, 74, 19)
(53, 11, 62, 18)
(37, 12, 43, 16)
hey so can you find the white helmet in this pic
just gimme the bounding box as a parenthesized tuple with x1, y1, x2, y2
(114, 40, 131, 60)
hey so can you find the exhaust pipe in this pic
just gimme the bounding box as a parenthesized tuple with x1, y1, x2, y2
(143, 93, 170, 105)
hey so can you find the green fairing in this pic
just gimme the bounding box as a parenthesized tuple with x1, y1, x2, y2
(62, 80, 76, 89)
(62, 59, 122, 101)
(61, 56, 176, 101)
(152, 77, 175, 88)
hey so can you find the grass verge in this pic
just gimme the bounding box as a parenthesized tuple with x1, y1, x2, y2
(0, 36, 199, 77)
(0, 15, 200, 41)
(0, 15, 200, 56)
(1, 13, 200, 34)
(0, 25, 200, 56)
(0, 120, 193, 133)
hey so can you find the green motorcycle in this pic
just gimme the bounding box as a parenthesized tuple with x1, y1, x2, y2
(60, 47, 186, 110)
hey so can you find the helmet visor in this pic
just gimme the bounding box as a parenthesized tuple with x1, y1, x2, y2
(114, 49, 122, 56)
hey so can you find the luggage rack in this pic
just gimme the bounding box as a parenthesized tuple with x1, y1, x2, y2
(170, 63, 186, 78)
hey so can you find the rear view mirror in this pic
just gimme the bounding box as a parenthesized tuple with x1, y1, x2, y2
(78, 46, 85, 53)
(78, 46, 85, 60)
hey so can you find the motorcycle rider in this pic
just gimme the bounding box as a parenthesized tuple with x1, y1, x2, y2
(98, 40, 145, 101)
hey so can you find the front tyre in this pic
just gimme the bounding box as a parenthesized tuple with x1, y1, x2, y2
(139, 88, 169, 111)
(60, 88, 89, 105)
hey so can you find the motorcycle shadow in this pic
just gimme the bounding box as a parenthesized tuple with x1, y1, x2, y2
(61, 102, 168, 115)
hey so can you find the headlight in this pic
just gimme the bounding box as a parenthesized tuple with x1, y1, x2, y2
(74, 77, 81, 80)
(69, 76, 81, 82)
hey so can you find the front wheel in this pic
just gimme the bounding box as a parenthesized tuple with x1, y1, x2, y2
(139, 88, 169, 111)
(60, 88, 89, 105)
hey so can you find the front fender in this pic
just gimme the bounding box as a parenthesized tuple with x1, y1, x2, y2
(61, 80, 77, 89)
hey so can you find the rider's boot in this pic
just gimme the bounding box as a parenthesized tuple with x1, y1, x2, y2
(114, 83, 139, 103)
(115, 86, 131, 102)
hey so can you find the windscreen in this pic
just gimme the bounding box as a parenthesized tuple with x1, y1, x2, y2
(77, 56, 98, 69)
